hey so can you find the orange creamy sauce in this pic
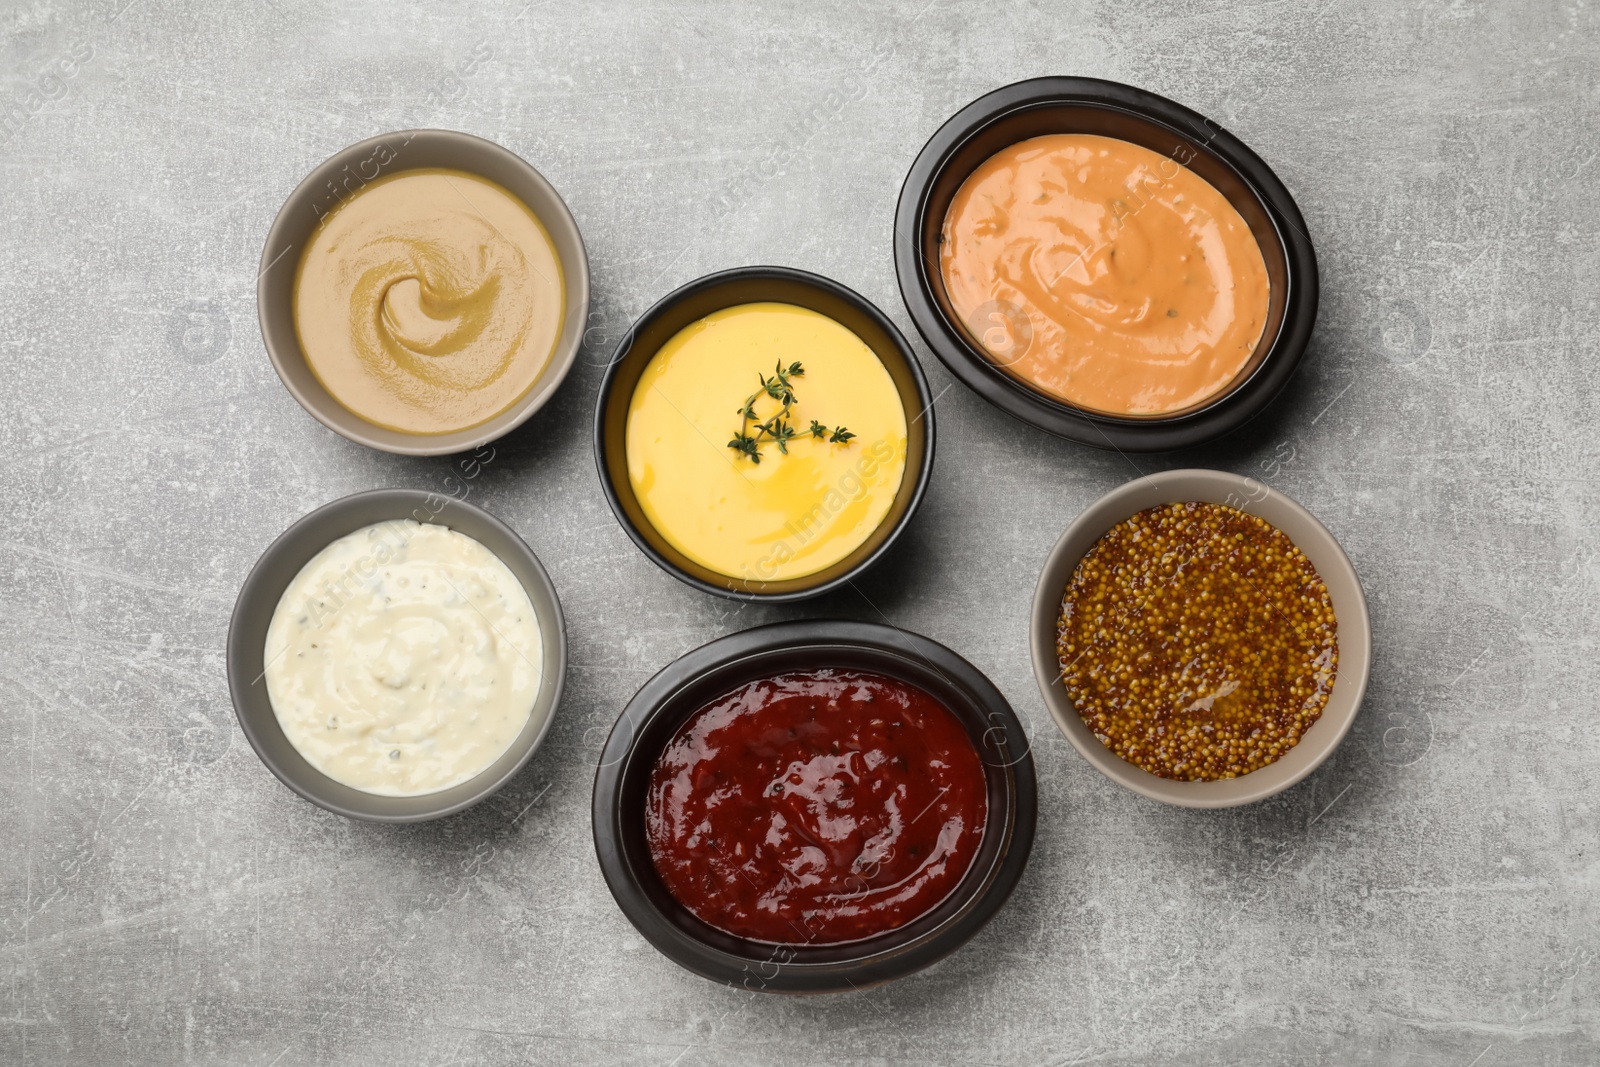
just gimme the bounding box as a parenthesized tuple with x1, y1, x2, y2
(939, 134, 1271, 416)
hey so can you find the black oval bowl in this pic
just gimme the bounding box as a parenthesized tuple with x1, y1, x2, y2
(594, 267, 935, 602)
(591, 620, 1036, 993)
(894, 76, 1319, 453)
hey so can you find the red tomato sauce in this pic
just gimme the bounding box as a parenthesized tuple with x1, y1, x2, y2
(645, 669, 989, 944)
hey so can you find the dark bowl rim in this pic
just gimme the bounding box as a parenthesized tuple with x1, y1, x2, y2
(592, 265, 936, 602)
(225, 488, 568, 822)
(893, 75, 1320, 453)
(590, 619, 1038, 993)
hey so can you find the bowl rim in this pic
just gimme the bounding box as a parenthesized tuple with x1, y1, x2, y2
(893, 75, 1320, 453)
(591, 619, 1037, 992)
(257, 128, 591, 457)
(592, 265, 936, 602)
(226, 488, 567, 822)
(1028, 469, 1371, 808)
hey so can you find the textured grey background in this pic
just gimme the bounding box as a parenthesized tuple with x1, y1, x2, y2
(2, 0, 1596, 1064)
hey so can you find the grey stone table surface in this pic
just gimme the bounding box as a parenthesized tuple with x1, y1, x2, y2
(2, 0, 1596, 1064)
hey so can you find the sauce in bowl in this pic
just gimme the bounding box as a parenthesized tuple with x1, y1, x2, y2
(625, 303, 907, 583)
(1058, 502, 1338, 781)
(940, 134, 1270, 416)
(293, 168, 565, 435)
(645, 669, 987, 945)
(263, 520, 543, 796)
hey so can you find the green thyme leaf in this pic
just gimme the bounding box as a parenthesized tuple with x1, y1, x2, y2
(729, 361, 852, 462)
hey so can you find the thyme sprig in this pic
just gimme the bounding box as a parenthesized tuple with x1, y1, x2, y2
(728, 361, 853, 463)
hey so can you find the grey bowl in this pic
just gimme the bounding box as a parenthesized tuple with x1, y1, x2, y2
(257, 129, 590, 456)
(226, 489, 567, 821)
(1029, 469, 1370, 808)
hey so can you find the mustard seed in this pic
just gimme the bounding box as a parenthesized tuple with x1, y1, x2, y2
(1057, 502, 1338, 781)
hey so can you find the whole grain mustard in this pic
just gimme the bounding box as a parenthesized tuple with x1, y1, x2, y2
(1058, 502, 1338, 781)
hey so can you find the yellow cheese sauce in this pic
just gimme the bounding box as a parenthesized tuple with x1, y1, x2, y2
(293, 168, 565, 435)
(626, 303, 907, 583)
(263, 521, 543, 796)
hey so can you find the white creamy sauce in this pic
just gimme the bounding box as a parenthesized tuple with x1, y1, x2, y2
(263, 520, 542, 796)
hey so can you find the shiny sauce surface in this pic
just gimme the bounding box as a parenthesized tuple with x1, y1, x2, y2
(625, 303, 907, 583)
(646, 669, 988, 945)
(940, 134, 1271, 415)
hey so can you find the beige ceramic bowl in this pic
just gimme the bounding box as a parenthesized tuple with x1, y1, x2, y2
(1029, 469, 1371, 808)
(257, 129, 590, 456)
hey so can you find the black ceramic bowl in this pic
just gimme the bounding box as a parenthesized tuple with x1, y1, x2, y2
(594, 267, 935, 602)
(591, 620, 1036, 993)
(894, 76, 1319, 453)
